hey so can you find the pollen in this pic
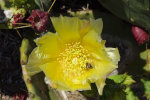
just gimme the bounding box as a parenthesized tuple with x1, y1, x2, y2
(58, 42, 90, 79)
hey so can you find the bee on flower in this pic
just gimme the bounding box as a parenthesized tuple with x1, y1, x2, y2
(27, 16, 120, 95)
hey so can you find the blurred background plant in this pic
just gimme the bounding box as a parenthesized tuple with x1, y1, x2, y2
(0, 0, 150, 100)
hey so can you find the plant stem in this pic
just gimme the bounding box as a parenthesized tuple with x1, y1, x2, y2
(14, 25, 32, 29)
(15, 29, 22, 38)
(48, 0, 56, 13)
(14, 23, 31, 26)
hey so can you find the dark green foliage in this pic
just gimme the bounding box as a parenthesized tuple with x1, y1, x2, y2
(98, 0, 150, 31)
(34, 0, 51, 11)
(11, 0, 27, 8)
(1, 0, 37, 12)
(141, 78, 150, 99)
(4, 0, 27, 8)
(100, 79, 126, 100)
(80, 84, 98, 99)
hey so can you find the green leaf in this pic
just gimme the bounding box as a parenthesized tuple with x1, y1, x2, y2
(108, 74, 135, 85)
(123, 75, 135, 85)
(143, 64, 150, 73)
(140, 49, 150, 72)
(141, 78, 150, 99)
(108, 74, 126, 84)
(140, 50, 150, 60)
(125, 87, 139, 100)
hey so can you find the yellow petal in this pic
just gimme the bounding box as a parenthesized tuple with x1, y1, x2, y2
(79, 18, 103, 38)
(92, 59, 117, 77)
(51, 16, 80, 42)
(82, 30, 102, 48)
(90, 18, 103, 35)
(27, 32, 60, 75)
(35, 32, 60, 58)
(79, 20, 90, 37)
(105, 48, 120, 64)
(39, 61, 61, 82)
(27, 48, 42, 76)
(27, 47, 58, 76)
(40, 61, 91, 91)
(95, 78, 106, 95)
(81, 30, 108, 61)
(38, 61, 70, 90)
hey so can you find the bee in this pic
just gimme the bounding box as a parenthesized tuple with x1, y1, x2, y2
(86, 63, 93, 69)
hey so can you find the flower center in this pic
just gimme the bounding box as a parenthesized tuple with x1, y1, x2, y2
(58, 42, 90, 78)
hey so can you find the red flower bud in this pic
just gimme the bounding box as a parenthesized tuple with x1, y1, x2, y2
(131, 26, 149, 45)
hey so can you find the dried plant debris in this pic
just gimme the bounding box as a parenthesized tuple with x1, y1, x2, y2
(0, 30, 27, 96)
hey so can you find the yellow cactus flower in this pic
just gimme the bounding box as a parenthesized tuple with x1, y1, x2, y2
(27, 16, 120, 95)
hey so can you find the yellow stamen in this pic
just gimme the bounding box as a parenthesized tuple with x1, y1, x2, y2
(58, 42, 90, 79)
